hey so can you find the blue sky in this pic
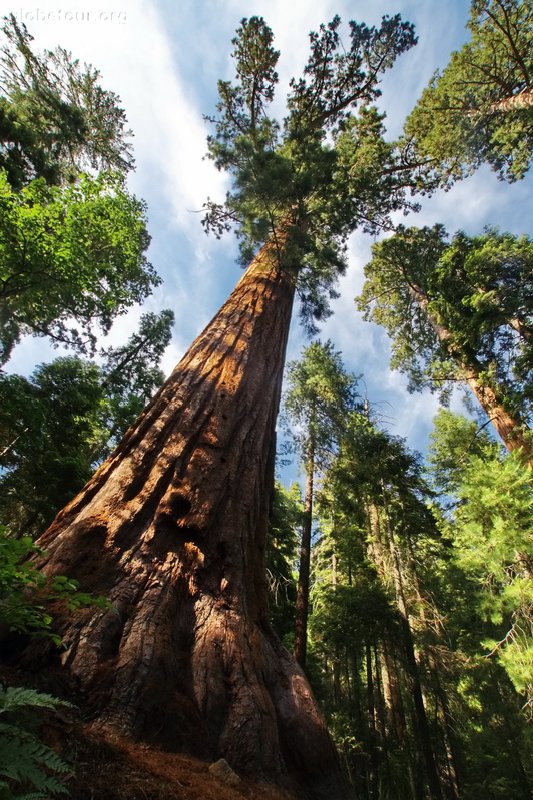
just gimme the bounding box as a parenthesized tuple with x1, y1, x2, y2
(4, 0, 533, 481)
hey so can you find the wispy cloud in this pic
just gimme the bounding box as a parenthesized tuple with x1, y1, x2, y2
(4, 0, 532, 461)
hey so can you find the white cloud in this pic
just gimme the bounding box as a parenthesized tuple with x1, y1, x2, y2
(3, 0, 532, 465)
(10, 0, 227, 236)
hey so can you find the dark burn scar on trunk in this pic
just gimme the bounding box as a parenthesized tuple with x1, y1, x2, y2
(158, 491, 192, 520)
(153, 490, 204, 546)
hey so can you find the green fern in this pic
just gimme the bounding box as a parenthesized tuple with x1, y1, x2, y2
(0, 687, 72, 715)
(0, 686, 72, 799)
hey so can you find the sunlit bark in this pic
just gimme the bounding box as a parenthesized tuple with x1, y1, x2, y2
(16, 239, 347, 798)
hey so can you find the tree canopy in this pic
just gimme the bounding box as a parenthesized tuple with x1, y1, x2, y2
(427, 409, 533, 716)
(0, 13, 134, 188)
(404, 0, 533, 183)
(283, 340, 359, 465)
(357, 224, 532, 455)
(0, 170, 157, 363)
(0, 309, 173, 536)
(203, 14, 419, 330)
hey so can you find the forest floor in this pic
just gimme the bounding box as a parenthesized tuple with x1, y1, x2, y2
(62, 723, 298, 800)
(0, 663, 298, 800)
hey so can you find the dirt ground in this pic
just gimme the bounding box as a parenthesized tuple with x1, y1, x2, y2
(64, 723, 298, 800)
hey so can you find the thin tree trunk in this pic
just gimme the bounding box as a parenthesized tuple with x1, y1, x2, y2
(404, 535, 463, 800)
(433, 676, 461, 800)
(368, 503, 422, 800)
(381, 641, 407, 742)
(381, 643, 419, 800)
(383, 512, 443, 800)
(366, 642, 377, 800)
(294, 447, 315, 668)
(13, 240, 347, 799)
(331, 541, 342, 707)
(374, 645, 394, 798)
(0, 428, 27, 459)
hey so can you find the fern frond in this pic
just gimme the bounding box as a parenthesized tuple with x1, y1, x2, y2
(0, 686, 72, 798)
(0, 687, 73, 715)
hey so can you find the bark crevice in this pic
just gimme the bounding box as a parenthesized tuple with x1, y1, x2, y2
(12, 243, 347, 799)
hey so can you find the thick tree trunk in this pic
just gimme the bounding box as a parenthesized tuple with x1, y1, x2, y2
(14, 242, 347, 799)
(294, 449, 315, 669)
(488, 87, 533, 113)
(462, 368, 532, 463)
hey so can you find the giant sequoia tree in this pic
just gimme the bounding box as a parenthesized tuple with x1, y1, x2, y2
(14, 15, 419, 798)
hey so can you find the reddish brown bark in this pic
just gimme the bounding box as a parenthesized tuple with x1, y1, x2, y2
(380, 641, 407, 742)
(488, 87, 533, 112)
(462, 370, 532, 464)
(409, 283, 532, 465)
(14, 241, 347, 799)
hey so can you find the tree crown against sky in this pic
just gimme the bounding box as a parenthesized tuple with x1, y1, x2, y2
(0, 14, 165, 367)
(282, 340, 360, 466)
(404, 0, 533, 184)
(0, 170, 157, 364)
(357, 225, 532, 425)
(202, 14, 419, 332)
(0, 13, 134, 188)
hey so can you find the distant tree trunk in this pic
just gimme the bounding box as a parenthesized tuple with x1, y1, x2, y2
(382, 512, 443, 800)
(404, 536, 463, 800)
(366, 642, 378, 800)
(381, 643, 419, 800)
(366, 643, 376, 737)
(13, 240, 347, 799)
(488, 87, 533, 112)
(433, 672, 461, 800)
(462, 367, 532, 465)
(367, 502, 426, 800)
(374, 644, 393, 795)
(462, 88, 533, 116)
(380, 642, 407, 741)
(294, 446, 315, 668)
(408, 283, 532, 463)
